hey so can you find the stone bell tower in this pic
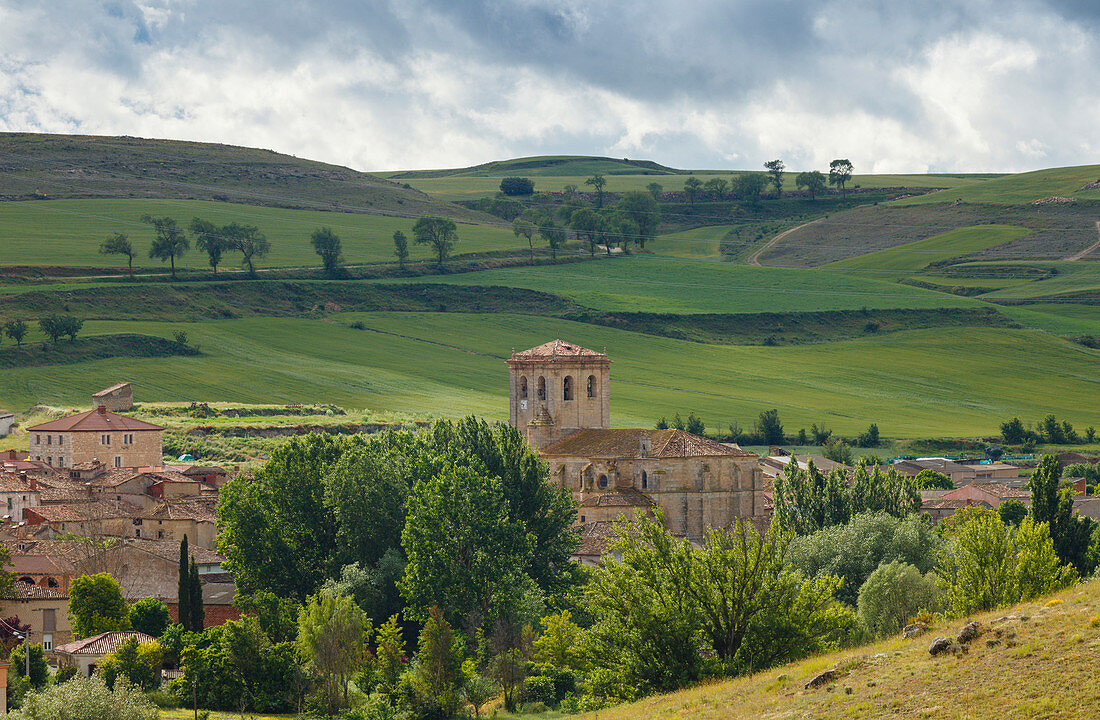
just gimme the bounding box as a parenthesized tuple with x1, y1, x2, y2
(507, 339, 611, 449)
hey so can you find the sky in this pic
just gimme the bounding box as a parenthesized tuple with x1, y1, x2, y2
(1, 0, 1098, 173)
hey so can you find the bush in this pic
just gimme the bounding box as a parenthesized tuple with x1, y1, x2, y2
(857, 561, 940, 637)
(788, 512, 940, 607)
(53, 666, 77, 685)
(499, 177, 535, 196)
(172, 331, 188, 346)
(519, 675, 557, 706)
(823, 439, 853, 464)
(10, 675, 157, 720)
(144, 689, 179, 709)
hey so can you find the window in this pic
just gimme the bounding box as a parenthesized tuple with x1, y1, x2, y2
(42, 634, 53, 651)
(46, 577, 58, 588)
(46, 457, 52, 466)
(157, 530, 165, 539)
(102, 434, 111, 445)
(114, 456, 122, 468)
(598, 475, 608, 489)
(123, 434, 133, 445)
(35, 435, 40, 445)
(580, 515, 586, 523)
(537, 377, 546, 401)
(563, 376, 574, 401)
(58, 457, 64, 468)
(135, 528, 141, 538)
(520, 377, 528, 399)
(587, 375, 596, 398)
(47, 435, 52, 445)
(642, 471, 648, 489)
(6, 498, 11, 510)
(58, 435, 63, 445)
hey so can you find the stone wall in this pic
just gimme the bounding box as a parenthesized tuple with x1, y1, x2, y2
(29, 429, 163, 468)
(92, 383, 134, 412)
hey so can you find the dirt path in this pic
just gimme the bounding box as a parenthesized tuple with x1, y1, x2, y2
(748, 218, 823, 267)
(1061, 222, 1100, 261)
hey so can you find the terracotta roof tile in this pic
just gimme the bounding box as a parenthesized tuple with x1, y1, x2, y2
(510, 340, 607, 361)
(5, 581, 67, 600)
(28, 409, 163, 433)
(573, 521, 620, 557)
(542, 428, 755, 459)
(55, 631, 155, 656)
(147, 497, 218, 523)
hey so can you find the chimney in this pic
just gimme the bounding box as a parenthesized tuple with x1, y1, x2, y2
(97, 405, 107, 415)
(27, 477, 37, 491)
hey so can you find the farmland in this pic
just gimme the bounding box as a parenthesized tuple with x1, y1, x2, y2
(0, 135, 1096, 448)
(1, 315, 1096, 438)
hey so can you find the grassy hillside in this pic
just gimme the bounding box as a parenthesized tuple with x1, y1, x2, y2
(398, 256, 979, 313)
(2, 316, 1096, 437)
(825, 225, 1032, 275)
(580, 578, 1100, 720)
(0, 132, 486, 221)
(385, 155, 681, 178)
(0, 198, 518, 269)
(899, 164, 1100, 205)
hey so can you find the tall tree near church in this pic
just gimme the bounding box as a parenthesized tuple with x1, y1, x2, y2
(189, 556, 205, 631)
(178, 535, 191, 631)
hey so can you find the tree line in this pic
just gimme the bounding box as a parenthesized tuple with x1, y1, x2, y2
(101, 215, 270, 280)
(1001, 414, 1096, 447)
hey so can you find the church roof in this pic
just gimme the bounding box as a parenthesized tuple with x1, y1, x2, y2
(510, 339, 607, 361)
(541, 428, 755, 459)
(578, 487, 656, 508)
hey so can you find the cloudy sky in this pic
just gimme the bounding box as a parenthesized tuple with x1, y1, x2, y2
(1, 0, 1098, 173)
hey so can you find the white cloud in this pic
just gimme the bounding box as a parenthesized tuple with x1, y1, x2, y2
(0, 0, 1097, 172)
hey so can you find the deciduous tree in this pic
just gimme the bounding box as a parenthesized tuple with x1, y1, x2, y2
(128, 598, 170, 638)
(412, 215, 459, 266)
(144, 214, 189, 279)
(1030, 454, 1098, 575)
(683, 176, 702, 206)
(69, 573, 130, 638)
(795, 170, 826, 200)
(4, 319, 27, 346)
(763, 159, 785, 197)
(616, 191, 660, 249)
(190, 218, 230, 273)
(828, 159, 854, 196)
(538, 220, 566, 259)
(99, 232, 135, 279)
(392, 230, 409, 269)
(584, 174, 607, 208)
(513, 217, 538, 259)
(310, 227, 344, 277)
(645, 182, 663, 200)
(735, 172, 767, 203)
(296, 587, 370, 716)
(225, 223, 269, 276)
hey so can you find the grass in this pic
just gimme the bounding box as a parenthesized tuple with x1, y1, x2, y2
(578, 577, 1100, 720)
(897, 164, 1100, 205)
(825, 225, 1032, 275)
(396, 255, 979, 314)
(653, 225, 733, 260)
(386, 171, 992, 201)
(0, 198, 520, 269)
(981, 262, 1100, 300)
(2, 316, 1096, 438)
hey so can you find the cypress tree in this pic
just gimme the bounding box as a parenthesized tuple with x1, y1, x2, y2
(189, 556, 204, 631)
(177, 535, 191, 630)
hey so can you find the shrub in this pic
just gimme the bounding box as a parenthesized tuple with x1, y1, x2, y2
(10, 675, 157, 720)
(520, 675, 557, 706)
(500, 177, 535, 196)
(857, 561, 941, 637)
(172, 331, 188, 346)
(144, 689, 179, 708)
(823, 439, 853, 464)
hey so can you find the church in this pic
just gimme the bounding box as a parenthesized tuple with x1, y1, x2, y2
(507, 339, 764, 543)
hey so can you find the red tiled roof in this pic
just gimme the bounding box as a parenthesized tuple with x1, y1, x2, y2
(510, 340, 607, 361)
(148, 497, 218, 523)
(125, 539, 224, 565)
(55, 631, 155, 656)
(573, 521, 621, 557)
(9, 553, 75, 576)
(5, 581, 67, 600)
(542, 428, 755, 459)
(578, 487, 656, 508)
(28, 409, 163, 433)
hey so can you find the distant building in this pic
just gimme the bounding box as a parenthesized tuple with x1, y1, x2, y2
(0, 409, 14, 438)
(92, 382, 134, 412)
(3, 582, 71, 652)
(55, 631, 155, 677)
(26, 406, 164, 469)
(508, 340, 764, 545)
(921, 483, 1031, 523)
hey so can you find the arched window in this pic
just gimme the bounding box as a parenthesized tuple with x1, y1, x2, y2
(587, 375, 596, 398)
(563, 376, 574, 401)
(520, 377, 528, 399)
(598, 475, 608, 490)
(17, 576, 33, 585)
(641, 471, 648, 489)
(537, 377, 546, 401)
(46, 577, 58, 588)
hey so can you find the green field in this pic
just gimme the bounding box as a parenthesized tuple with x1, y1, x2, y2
(980, 261, 1100, 300)
(825, 225, 1032, 275)
(389, 172, 993, 201)
(652, 225, 732, 259)
(396, 255, 977, 314)
(2, 316, 1096, 437)
(0, 199, 518, 269)
(897, 164, 1100, 205)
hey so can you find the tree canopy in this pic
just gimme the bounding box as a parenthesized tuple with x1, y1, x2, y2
(412, 215, 459, 266)
(143, 214, 189, 279)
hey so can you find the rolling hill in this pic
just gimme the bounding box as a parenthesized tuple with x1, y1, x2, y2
(0, 132, 487, 221)
(383, 155, 682, 179)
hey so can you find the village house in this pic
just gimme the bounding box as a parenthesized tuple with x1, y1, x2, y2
(0, 471, 40, 523)
(508, 340, 764, 544)
(26, 406, 164, 469)
(0, 409, 14, 438)
(55, 631, 154, 677)
(921, 482, 1031, 523)
(2, 582, 71, 652)
(893, 458, 977, 486)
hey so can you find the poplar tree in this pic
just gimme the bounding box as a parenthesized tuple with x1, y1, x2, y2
(189, 557, 204, 631)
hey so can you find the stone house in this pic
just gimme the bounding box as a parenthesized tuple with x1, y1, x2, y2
(509, 340, 764, 544)
(91, 382, 134, 412)
(921, 483, 1031, 523)
(0, 409, 14, 438)
(2, 582, 71, 652)
(55, 631, 155, 677)
(27, 407, 164, 469)
(0, 472, 40, 523)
